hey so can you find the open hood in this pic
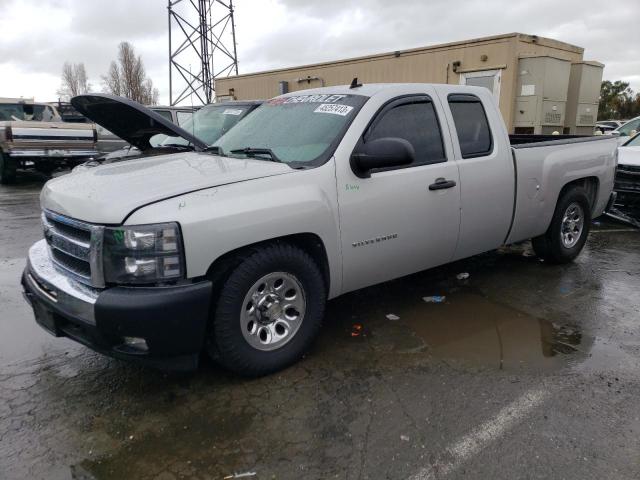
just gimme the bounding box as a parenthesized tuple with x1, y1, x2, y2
(71, 94, 207, 151)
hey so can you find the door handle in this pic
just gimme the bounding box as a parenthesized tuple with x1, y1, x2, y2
(429, 178, 457, 190)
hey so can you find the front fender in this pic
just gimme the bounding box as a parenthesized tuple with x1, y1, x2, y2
(125, 161, 343, 298)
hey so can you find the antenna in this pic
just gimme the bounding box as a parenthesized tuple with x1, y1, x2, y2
(168, 0, 239, 106)
(350, 77, 363, 89)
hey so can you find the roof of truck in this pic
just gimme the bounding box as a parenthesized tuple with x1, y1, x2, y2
(278, 83, 477, 98)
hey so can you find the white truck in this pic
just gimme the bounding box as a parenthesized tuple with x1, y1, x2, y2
(22, 83, 618, 375)
(0, 98, 97, 183)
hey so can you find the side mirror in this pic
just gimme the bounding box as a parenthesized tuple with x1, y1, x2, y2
(350, 137, 415, 178)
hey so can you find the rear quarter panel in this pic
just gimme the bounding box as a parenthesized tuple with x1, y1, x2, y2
(507, 137, 617, 243)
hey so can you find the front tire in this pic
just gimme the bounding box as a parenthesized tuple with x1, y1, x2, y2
(532, 186, 591, 264)
(207, 243, 326, 376)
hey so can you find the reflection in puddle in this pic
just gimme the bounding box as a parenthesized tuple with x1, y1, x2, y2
(367, 293, 589, 371)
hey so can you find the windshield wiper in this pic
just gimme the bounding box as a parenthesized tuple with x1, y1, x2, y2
(229, 147, 282, 163)
(158, 143, 196, 150)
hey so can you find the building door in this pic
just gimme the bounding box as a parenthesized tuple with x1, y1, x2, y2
(459, 69, 501, 105)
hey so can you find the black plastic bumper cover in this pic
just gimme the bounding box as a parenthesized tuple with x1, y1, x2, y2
(22, 268, 211, 371)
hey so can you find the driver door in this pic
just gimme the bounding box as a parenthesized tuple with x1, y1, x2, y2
(336, 93, 461, 294)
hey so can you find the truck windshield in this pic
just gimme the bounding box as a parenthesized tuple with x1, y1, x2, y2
(213, 94, 367, 164)
(0, 104, 58, 122)
(159, 104, 253, 148)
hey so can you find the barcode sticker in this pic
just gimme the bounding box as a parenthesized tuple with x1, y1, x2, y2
(314, 104, 354, 116)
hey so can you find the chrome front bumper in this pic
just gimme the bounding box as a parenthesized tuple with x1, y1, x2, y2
(23, 240, 99, 325)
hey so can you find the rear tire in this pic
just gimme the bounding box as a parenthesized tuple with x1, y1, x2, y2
(532, 186, 591, 264)
(0, 151, 17, 184)
(207, 243, 326, 377)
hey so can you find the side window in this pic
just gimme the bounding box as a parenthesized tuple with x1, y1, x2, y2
(448, 95, 493, 158)
(176, 111, 193, 126)
(154, 110, 173, 123)
(365, 99, 446, 166)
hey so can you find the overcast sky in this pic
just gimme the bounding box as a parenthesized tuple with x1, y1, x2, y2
(0, 0, 638, 104)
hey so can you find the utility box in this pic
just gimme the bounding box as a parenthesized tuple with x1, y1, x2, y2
(564, 61, 604, 135)
(513, 56, 571, 134)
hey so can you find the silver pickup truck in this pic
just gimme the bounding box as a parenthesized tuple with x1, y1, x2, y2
(21, 83, 618, 375)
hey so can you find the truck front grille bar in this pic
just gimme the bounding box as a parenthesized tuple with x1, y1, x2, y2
(42, 210, 105, 288)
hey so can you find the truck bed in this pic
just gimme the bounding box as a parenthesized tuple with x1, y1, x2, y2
(506, 134, 618, 245)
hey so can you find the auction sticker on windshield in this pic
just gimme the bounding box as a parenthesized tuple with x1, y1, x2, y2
(314, 104, 354, 116)
(223, 109, 243, 116)
(268, 94, 351, 105)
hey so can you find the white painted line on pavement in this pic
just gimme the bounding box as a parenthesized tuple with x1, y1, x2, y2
(408, 387, 552, 480)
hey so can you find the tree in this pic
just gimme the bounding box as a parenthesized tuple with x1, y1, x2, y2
(57, 62, 91, 100)
(598, 80, 640, 120)
(101, 42, 159, 105)
(103, 61, 122, 97)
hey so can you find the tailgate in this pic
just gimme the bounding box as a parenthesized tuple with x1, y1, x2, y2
(7, 121, 97, 157)
(11, 122, 95, 143)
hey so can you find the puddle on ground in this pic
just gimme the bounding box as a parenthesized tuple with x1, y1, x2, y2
(356, 292, 590, 372)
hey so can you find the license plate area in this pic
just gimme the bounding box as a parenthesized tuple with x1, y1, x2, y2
(48, 149, 68, 157)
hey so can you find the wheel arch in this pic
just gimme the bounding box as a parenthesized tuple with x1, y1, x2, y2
(557, 176, 599, 216)
(204, 232, 331, 300)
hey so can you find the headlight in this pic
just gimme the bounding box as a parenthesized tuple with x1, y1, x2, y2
(103, 222, 184, 284)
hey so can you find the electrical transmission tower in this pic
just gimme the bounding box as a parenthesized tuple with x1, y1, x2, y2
(168, 0, 239, 105)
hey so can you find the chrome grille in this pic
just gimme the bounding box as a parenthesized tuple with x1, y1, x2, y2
(617, 164, 640, 174)
(50, 249, 92, 278)
(42, 210, 105, 288)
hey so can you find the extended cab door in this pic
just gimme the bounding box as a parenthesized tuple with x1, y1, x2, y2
(439, 90, 515, 260)
(336, 92, 461, 294)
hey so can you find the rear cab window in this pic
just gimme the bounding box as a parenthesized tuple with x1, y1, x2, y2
(362, 95, 446, 170)
(448, 94, 493, 158)
(0, 104, 58, 122)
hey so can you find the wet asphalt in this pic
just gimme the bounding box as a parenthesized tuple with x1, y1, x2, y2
(1, 172, 640, 480)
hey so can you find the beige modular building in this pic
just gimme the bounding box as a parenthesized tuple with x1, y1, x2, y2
(215, 33, 603, 134)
